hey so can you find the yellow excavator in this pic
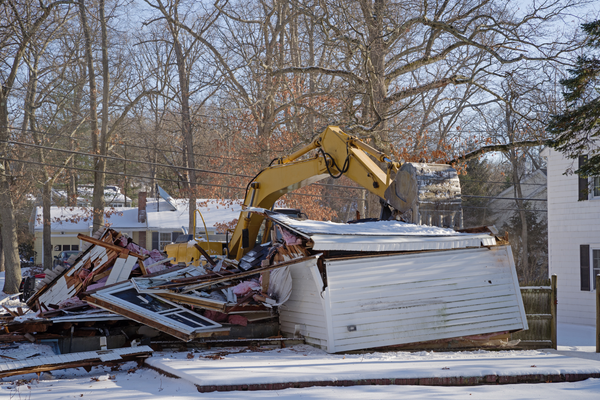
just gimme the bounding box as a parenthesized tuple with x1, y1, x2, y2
(166, 125, 461, 264)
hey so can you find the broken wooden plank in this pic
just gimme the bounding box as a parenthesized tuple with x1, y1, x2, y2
(0, 346, 153, 378)
(261, 271, 270, 293)
(154, 293, 228, 312)
(181, 255, 320, 292)
(194, 243, 217, 267)
(104, 255, 129, 286)
(77, 234, 144, 260)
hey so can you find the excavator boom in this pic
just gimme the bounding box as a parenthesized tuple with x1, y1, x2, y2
(229, 126, 405, 260)
(168, 125, 462, 264)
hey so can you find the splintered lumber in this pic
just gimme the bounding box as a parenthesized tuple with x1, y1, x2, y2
(180, 255, 320, 292)
(194, 243, 217, 267)
(155, 293, 229, 312)
(77, 234, 144, 260)
(261, 271, 270, 293)
(105, 253, 138, 286)
(0, 346, 154, 378)
(27, 230, 147, 312)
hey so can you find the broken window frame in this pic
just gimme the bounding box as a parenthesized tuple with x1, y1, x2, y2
(87, 280, 222, 340)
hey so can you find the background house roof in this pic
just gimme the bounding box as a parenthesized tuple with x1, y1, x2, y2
(32, 199, 242, 233)
(145, 199, 242, 232)
(32, 207, 146, 232)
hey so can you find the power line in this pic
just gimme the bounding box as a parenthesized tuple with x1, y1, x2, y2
(461, 179, 545, 186)
(3, 157, 247, 191)
(3, 140, 255, 178)
(2, 138, 382, 191)
(5, 128, 549, 191)
(10, 155, 550, 213)
(462, 195, 546, 202)
(1, 158, 365, 201)
(4, 126, 249, 162)
(462, 205, 547, 213)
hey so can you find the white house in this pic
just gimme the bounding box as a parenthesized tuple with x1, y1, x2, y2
(30, 197, 242, 265)
(543, 147, 600, 326)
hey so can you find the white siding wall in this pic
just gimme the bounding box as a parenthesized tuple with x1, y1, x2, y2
(324, 246, 526, 353)
(279, 258, 329, 349)
(547, 148, 599, 326)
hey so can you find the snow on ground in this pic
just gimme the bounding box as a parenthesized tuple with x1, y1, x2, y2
(1, 324, 599, 399)
(145, 345, 600, 387)
(558, 323, 596, 352)
(2, 268, 600, 398)
(1, 364, 599, 400)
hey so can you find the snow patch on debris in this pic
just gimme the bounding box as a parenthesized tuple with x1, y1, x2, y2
(269, 214, 468, 236)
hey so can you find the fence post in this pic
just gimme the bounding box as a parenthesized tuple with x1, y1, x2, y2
(596, 275, 600, 353)
(551, 274, 557, 350)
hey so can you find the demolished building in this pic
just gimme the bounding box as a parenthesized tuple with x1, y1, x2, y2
(8, 208, 528, 355)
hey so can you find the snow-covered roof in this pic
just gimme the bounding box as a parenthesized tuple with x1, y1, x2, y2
(32, 199, 242, 233)
(261, 211, 496, 252)
(146, 199, 242, 231)
(32, 206, 146, 232)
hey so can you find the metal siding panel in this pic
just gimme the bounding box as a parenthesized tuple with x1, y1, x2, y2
(332, 309, 522, 336)
(331, 296, 521, 324)
(327, 272, 515, 300)
(333, 321, 525, 352)
(325, 246, 526, 352)
(278, 259, 329, 346)
(330, 286, 519, 314)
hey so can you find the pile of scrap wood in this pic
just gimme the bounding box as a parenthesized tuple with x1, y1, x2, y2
(5, 227, 314, 343)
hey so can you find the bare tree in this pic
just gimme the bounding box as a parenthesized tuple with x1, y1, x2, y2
(271, 0, 580, 152)
(0, 0, 72, 293)
(79, 0, 159, 232)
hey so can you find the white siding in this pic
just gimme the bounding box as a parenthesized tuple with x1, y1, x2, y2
(547, 148, 599, 326)
(279, 258, 329, 349)
(324, 246, 527, 353)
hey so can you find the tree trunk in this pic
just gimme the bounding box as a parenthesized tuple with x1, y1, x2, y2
(67, 138, 77, 207)
(170, 22, 196, 235)
(92, 0, 111, 232)
(42, 182, 53, 270)
(0, 161, 21, 293)
(511, 158, 529, 279)
(0, 233, 4, 273)
(79, 0, 102, 231)
(506, 103, 529, 279)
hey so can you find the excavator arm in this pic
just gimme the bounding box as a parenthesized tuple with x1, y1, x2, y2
(228, 126, 402, 260)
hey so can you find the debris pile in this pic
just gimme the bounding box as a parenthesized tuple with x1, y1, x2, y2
(2, 225, 312, 347)
(2, 209, 529, 362)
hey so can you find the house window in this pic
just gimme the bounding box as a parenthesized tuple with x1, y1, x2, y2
(159, 232, 172, 251)
(593, 177, 600, 198)
(151, 232, 182, 251)
(594, 249, 600, 290)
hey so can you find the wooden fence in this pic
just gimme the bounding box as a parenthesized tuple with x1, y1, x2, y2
(510, 275, 557, 349)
